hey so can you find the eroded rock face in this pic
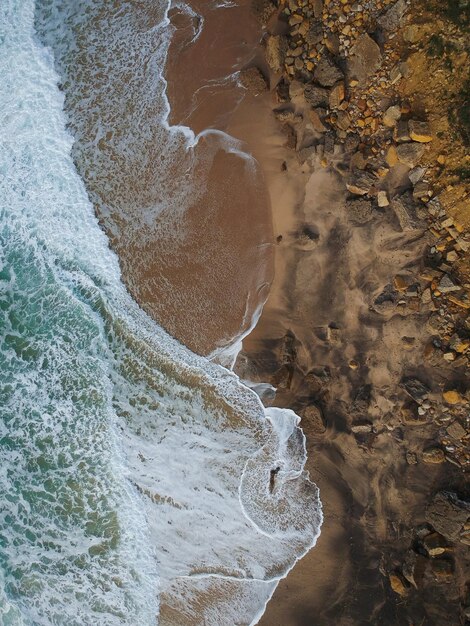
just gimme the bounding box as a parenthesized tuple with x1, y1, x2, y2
(346, 33, 382, 86)
(425, 492, 470, 542)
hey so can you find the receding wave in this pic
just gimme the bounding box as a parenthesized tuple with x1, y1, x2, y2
(0, 1, 322, 624)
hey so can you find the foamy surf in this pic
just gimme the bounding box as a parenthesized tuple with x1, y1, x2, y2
(0, 1, 322, 624)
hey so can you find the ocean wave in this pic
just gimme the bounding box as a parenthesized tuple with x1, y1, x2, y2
(0, 1, 322, 624)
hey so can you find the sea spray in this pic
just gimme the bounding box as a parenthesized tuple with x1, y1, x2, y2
(0, 1, 322, 624)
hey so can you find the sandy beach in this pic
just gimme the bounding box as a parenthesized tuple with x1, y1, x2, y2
(167, 0, 470, 623)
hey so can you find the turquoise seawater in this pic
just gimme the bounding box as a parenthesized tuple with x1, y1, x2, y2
(0, 1, 322, 624)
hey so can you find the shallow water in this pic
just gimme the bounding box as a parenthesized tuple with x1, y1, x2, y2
(0, 1, 322, 624)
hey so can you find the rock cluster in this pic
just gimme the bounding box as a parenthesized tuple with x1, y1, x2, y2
(249, 0, 469, 621)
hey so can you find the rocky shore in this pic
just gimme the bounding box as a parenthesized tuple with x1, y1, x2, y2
(234, 0, 470, 623)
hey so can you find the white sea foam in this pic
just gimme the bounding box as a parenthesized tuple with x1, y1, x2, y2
(0, 1, 322, 625)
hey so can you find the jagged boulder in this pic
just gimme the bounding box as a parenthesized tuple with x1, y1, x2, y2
(239, 67, 267, 95)
(313, 53, 344, 87)
(346, 34, 382, 86)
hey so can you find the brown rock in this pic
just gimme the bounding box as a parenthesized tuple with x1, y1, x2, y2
(391, 193, 426, 231)
(383, 105, 401, 127)
(425, 492, 470, 542)
(346, 170, 377, 195)
(329, 81, 345, 108)
(308, 109, 328, 133)
(446, 420, 466, 440)
(336, 110, 351, 131)
(347, 34, 382, 86)
(378, 0, 407, 32)
(443, 389, 463, 404)
(304, 84, 330, 107)
(422, 447, 445, 464)
(239, 67, 267, 95)
(409, 120, 433, 143)
(377, 190, 389, 207)
(265, 35, 287, 73)
(396, 143, 426, 168)
(422, 532, 449, 556)
(313, 54, 344, 87)
(394, 120, 410, 143)
(300, 405, 326, 434)
(325, 32, 340, 55)
(389, 573, 408, 596)
(386, 145, 398, 167)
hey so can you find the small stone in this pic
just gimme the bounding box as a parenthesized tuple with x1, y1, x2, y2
(446, 250, 458, 262)
(349, 359, 359, 369)
(329, 81, 345, 108)
(386, 145, 398, 167)
(346, 33, 382, 86)
(422, 447, 445, 464)
(389, 573, 408, 596)
(351, 421, 373, 434)
(408, 166, 426, 185)
(409, 120, 433, 143)
(383, 105, 401, 127)
(288, 14, 303, 26)
(336, 110, 351, 131)
(421, 288, 432, 304)
(443, 390, 463, 405)
(377, 190, 389, 207)
(396, 143, 426, 168)
(438, 275, 461, 294)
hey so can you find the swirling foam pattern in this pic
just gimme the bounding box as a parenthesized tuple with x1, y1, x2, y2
(0, 1, 322, 624)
